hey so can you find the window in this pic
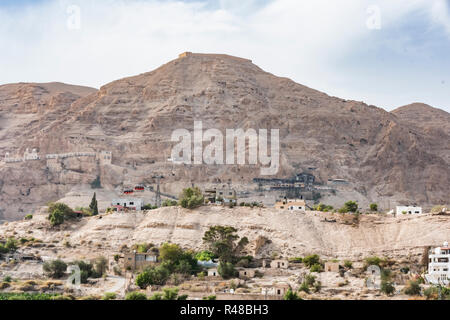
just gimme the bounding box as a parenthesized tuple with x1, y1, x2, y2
(130, 202, 134, 205)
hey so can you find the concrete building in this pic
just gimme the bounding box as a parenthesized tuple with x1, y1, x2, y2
(269, 259, 289, 269)
(395, 206, 422, 216)
(208, 268, 219, 277)
(23, 148, 40, 161)
(204, 187, 237, 206)
(99, 150, 112, 165)
(124, 252, 158, 271)
(426, 241, 449, 285)
(275, 199, 306, 212)
(261, 283, 290, 297)
(237, 268, 256, 279)
(111, 198, 143, 211)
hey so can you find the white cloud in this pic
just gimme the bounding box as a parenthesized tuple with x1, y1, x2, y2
(0, 0, 448, 111)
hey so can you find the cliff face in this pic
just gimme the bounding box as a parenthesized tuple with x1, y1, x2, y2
(0, 54, 449, 220)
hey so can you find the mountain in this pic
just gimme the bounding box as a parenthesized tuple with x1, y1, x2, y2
(0, 53, 448, 221)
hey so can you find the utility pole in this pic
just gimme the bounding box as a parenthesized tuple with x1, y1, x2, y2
(152, 175, 164, 207)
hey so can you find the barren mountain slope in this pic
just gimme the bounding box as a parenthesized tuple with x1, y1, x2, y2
(0, 83, 97, 220)
(0, 54, 449, 220)
(391, 103, 450, 164)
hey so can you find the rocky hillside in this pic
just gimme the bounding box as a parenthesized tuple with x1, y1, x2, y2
(1, 207, 448, 261)
(0, 53, 449, 220)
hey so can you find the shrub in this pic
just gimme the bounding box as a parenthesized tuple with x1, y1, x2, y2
(125, 292, 147, 300)
(381, 280, 395, 295)
(303, 274, 316, 287)
(43, 260, 67, 279)
(162, 287, 179, 300)
(369, 203, 378, 212)
(284, 288, 302, 300)
(339, 201, 358, 213)
(102, 292, 117, 300)
(203, 295, 217, 300)
(136, 265, 170, 288)
(314, 203, 334, 212)
(364, 256, 385, 269)
(93, 256, 108, 276)
(289, 257, 303, 263)
(142, 204, 158, 210)
(71, 260, 101, 283)
(404, 280, 421, 296)
(423, 287, 439, 300)
(299, 282, 310, 293)
(179, 187, 204, 209)
(303, 254, 320, 268)
(149, 293, 163, 300)
(24, 214, 33, 220)
(344, 260, 353, 269)
(3, 275, 12, 283)
(310, 263, 323, 273)
(162, 199, 178, 207)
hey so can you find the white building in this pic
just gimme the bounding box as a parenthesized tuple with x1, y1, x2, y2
(426, 241, 449, 285)
(395, 206, 422, 216)
(275, 199, 306, 212)
(111, 198, 143, 211)
(23, 148, 40, 161)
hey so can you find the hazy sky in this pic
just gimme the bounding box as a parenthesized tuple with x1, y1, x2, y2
(0, 0, 449, 112)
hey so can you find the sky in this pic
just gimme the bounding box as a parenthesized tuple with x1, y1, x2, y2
(0, 0, 449, 112)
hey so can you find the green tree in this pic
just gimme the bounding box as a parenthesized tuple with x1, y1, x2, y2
(195, 250, 216, 262)
(202, 226, 246, 263)
(179, 187, 204, 209)
(47, 202, 76, 226)
(369, 203, 378, 212)
(89, 193, 99, 216)
(159, 243, 183, 263)
(48, 209, 65, 227)
(218, 262, 237, 279)
(43, 260, 67, 279)
(135, 265, 170, 289)
(339, 201, 358, 213)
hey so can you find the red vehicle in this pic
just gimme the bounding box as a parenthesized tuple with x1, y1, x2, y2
(134, 185, 145, 191)
(124, 189, 134, 195)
